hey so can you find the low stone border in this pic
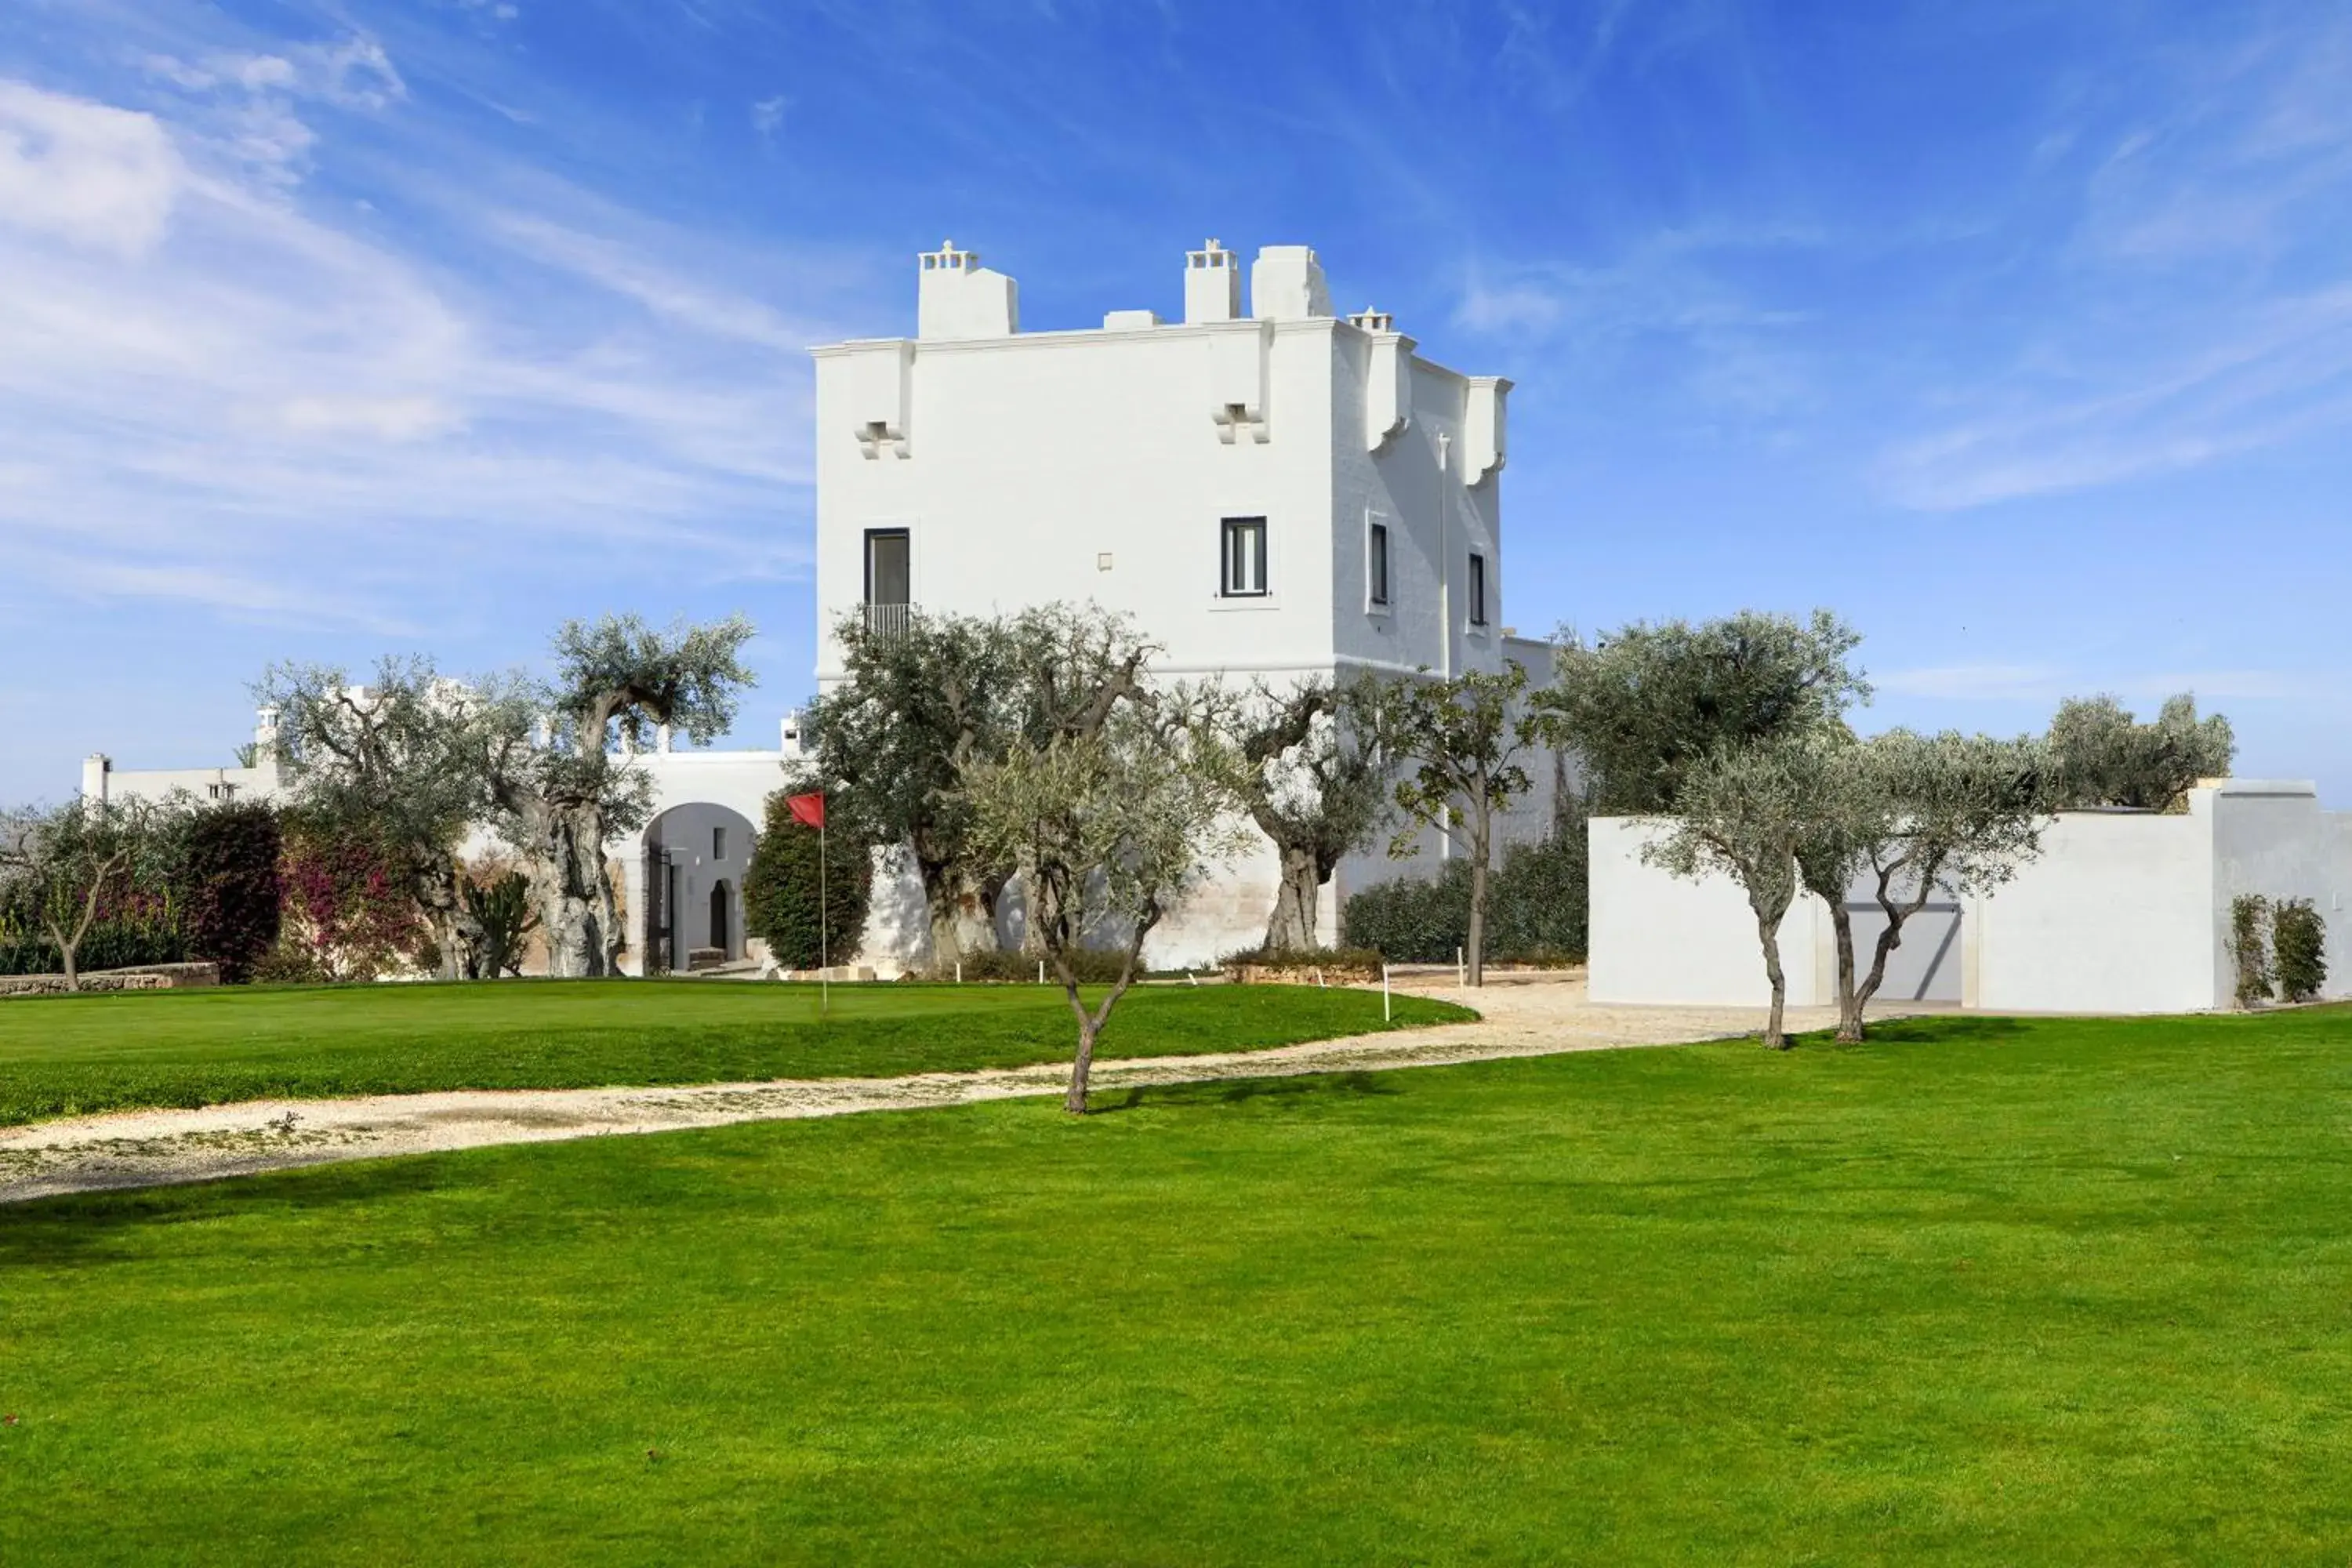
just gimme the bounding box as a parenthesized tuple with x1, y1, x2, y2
(0, 960, 221, 999)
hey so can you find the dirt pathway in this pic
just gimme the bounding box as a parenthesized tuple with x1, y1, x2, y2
(0, 976, 1857, 1204)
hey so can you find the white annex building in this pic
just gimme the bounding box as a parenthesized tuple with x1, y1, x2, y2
(1589, 780, 2352, 1013)
(79, 237, 1560, 974)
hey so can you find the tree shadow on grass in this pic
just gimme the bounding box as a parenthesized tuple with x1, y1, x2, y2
(1094, 1070, 1403, 1116)
(1780, 1014, 2039, 1052)
(0, 1158, 450, 1271)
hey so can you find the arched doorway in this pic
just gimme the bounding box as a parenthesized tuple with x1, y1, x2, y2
(640, 801, 759, 973)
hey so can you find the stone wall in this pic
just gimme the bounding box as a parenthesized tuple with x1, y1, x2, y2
(0, 961, 222, 999)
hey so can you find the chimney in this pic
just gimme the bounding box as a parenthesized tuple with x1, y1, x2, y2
(252, 705, 281, 768)
(916, 238, 1019, 340)
(1184, 238, 1240, 324)
(1250, 245, 1330, 321)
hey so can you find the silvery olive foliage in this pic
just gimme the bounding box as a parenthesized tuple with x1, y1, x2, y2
(484, 613, 757, 978)
(1644, 735, 1834, 1049)
(256, 657, 499, 980)
(1535, 609, 1869, 814)
(1791, 731, 2054, 1042)
(1348, 663, 1541, 986)
(2046, 693, 2233, 811)
(963, 681, 1250, 1113)
(808, 603, 1157, 968)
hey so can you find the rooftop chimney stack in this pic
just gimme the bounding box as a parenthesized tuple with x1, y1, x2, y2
(1250, 244, 1331, 321)
(916, 239, 1020, 340)
(1184, 238, 1241, 324)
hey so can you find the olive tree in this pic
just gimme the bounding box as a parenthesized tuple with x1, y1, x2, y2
(808, 604, 1152, 968)
(256, 658, 495, 979)
(1535, 609, 1868, 811)
(1349, 663, 1541, 986)
(1225, 677, 1386, 951)
(1792, 732, 2053, 1043)
(483, 614, 757, 977)
(1646, 737, 1837, 1048)
(963, 689, 1248, 1114)
(0, 797, 177, 989)
(2047, 693, 2232, 811)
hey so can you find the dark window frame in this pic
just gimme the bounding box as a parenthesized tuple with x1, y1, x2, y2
(1220, 516, 1269, 598)
(863, 527, 911, 606)
(1467, 550, 1489, 627)
(1367, 521, 1391, 608)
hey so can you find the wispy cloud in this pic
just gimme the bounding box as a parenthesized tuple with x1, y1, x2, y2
(1880, 8, 2352, 510)
(0, 43, 861, 630)
(1878, 664, 2314, 705)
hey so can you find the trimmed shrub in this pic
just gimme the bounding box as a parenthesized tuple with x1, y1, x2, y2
(2274, 899, 2328, 1004)
(1344, 860, 1472, 964)
(2230, 894, 2272, 1008)
(1342, 822, 1589, 966)
(182, 803, 281, 983)
(945, 946, 1132, 984)
(744, 793, 870, 970)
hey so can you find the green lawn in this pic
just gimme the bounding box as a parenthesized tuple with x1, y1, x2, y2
(0, 979, 1470, 1126)
(5, 1007, 2352, 1563)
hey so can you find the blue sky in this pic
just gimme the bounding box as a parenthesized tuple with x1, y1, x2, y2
(4, 0, 2348, 802)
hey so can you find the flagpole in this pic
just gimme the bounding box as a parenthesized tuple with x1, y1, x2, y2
(818, 803, 828, 1018)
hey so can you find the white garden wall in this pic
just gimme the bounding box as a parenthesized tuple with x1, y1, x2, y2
(1592, 781, 2352, 1016)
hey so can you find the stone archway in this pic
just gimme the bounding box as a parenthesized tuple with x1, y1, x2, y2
(641, 801, 758, 972)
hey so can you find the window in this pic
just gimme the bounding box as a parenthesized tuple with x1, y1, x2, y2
(713, 826, 728, 860)
(1221, 516, 1268, 597)
(1367, 521, 1390, 608)
(863, 528, 910, 606)
(1467, 551, 1489, 627)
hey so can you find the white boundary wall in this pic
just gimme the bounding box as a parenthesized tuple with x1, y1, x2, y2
(1592, 781, 2352, 1015)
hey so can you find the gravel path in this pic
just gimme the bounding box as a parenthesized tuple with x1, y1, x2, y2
(0, 976, 1864, 1204)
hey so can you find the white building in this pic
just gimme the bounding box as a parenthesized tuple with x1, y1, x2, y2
(78, 237, 1557, 974)
(82, 709, 797, 977)
(1589, 780, 2352, 1014)
(813, 238, 1558, 964)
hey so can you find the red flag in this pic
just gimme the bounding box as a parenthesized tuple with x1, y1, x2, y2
(787, 792, 826, 830)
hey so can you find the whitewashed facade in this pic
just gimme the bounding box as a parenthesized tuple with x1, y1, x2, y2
(1589, 780, 2352, 1014)
(812, 239, 1556, 967)
(78, 236, 1555, 975)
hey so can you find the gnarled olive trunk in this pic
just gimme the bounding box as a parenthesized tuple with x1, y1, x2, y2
(525, 800, 619, 978)
(920, 855, 1003, 970)
(1829, 901, 1861, 1043)
(1262, 844, 1322, 952)
(1746, 881, 1793, 1050)
(416, 855, 488, 981)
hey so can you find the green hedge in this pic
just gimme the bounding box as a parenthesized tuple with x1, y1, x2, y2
(942, 946, 1135, 984)
(744, 794, 871, 970)
(1343, 826, 1588, 965)
(182, 803, 282, 984)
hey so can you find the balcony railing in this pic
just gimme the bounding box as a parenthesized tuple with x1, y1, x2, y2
(862, 601, 914, 640)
